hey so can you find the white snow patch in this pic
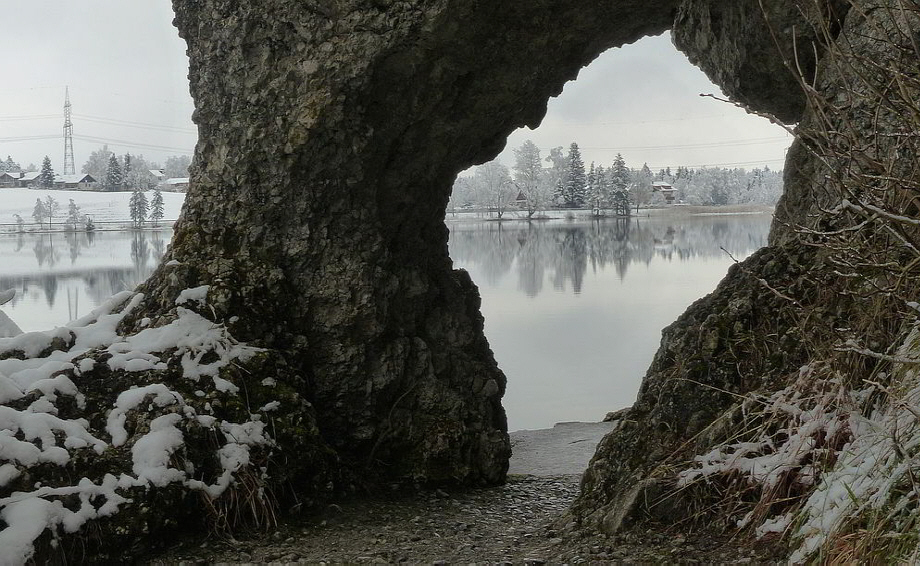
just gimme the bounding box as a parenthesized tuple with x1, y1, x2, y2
(0, 289, 275, 565)
(175, 285, 209, 306)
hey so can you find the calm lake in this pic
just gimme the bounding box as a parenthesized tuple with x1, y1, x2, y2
(448, 211, 772, 430)
(0, 211, 771, 430)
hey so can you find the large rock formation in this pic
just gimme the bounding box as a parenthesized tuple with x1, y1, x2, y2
(569, 2, 920, 561)
(3, 0, 917, 561)
(146, 0, 685, 487)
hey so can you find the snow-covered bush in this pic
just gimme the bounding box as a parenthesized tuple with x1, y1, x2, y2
(0, 285, 332, 564)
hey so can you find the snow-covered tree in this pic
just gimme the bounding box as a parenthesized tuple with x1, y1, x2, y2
(472, 161, 513, 219)
(609, 154, 631, 216)
(67, 199, 82, 230)
(12, 214, 24, 233)
(585, 162, 605, 216)
(122, 153, 133, 190)
(39, 156, 55, 189)
(2, 156, 20, 173)
(82, 145, 112, 181)
(512, 140, 548, 218)
(560, 142, 587, 208)
(43, 195, 60, 229)
(31, 199, 46, 229)
(150, 188, 165, 226)
(164, 154, 192, 178)
(129, 188, 149, 228)
(631, 163, 654, 212)
(104, 154, 123, 192)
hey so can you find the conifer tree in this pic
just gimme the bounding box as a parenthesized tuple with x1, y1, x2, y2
(563, 142, 586, 208)
(39, 156, 55, 188)
(585, 162, 603, 216)
(150, 188, 165, 227)
(610, 154, 631, 216)
(104, 154, 123, 192)
(32, 199, 46, 230)
(123, 154, 132, 190)
(129, 188, 149, 228)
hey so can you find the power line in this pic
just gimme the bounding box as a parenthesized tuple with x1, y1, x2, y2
(536, 136, 790, 154)
(0, 114, 58, 122)
(74, 113, 197, 134)
(72, 134, 194, 155)
(643, 158, 786, 170)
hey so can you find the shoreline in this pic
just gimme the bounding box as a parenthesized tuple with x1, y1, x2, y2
(445, 203, 776, 223)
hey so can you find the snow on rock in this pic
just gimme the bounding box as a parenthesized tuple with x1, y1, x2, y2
(175, 285, 209, 306)
(0, 288, 285, 565)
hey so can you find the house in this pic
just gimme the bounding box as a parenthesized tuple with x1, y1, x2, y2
(17, 172, 41, 188)
(652, 181, 678, 204)
(54, 173, 97, 189)
(149, 169, 167, 182)
(164, 177, 190, 192)
(0, 171, 20, 188)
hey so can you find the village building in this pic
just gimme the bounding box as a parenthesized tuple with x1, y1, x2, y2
(54, 173, 97, 189)
(652, 181, 679, 204)
(163, 177, 190, 192)
(0, 171, 20, 188)
(17, 172, 41, 188)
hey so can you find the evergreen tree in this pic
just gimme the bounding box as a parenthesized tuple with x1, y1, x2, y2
(563, 142, 586, 208)
(4, 156, 18, 173)
(122, 154, 133, 190)
(129, 188, 149, 228)
(39, 156, 55, 188)
(32, 199, 46, 230)
(610, 154, 631, 216)
(585, 162, 604, 215)
(67, 199, 82, 230)
(150, 188, 165, 226)
(104, 154, 123, 191)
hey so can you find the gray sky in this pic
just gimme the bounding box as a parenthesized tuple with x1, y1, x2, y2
(0, 4, 791, 174)
(1, 1, 195, 170)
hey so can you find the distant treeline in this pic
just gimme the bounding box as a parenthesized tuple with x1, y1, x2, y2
(450, 140, 783, 215)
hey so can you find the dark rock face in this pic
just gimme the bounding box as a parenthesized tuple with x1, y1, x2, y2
(672, 0, 849, 124)
(569, 0, 920, 542)
(152, 0, 680, 488)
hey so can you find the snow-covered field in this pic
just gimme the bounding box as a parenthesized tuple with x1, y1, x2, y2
(0, 188, 186, 227)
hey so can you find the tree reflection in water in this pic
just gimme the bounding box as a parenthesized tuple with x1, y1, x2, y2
(448, 214, 771, 297)
(0, 230, 172, 325)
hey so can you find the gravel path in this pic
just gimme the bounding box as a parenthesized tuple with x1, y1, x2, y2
(148, 423, 782, 564)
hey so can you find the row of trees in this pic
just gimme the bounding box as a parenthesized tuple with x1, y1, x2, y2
(82, 147, 191, 192)
(20, 188, 165, 232)
(1, 149, 192, 192)
(129, 187, 165, 228)
(449, 140, 784, 216)
(28, 196, 89, 231)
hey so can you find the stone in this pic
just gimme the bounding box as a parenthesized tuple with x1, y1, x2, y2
(7, 0, 917, 561)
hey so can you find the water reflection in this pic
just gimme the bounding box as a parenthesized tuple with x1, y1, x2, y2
(448, 213, 772, 430)
(449, 215, 770, 297)
(0, 230, 171, 332)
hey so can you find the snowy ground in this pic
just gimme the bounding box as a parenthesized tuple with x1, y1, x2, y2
(0, 188, 186, 229)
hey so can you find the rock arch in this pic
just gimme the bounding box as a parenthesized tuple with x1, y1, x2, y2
(151, 0, 831, 489)
(11, 0, 908, 560)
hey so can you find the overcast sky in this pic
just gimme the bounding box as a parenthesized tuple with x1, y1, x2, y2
(0, 3, 791, 174)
